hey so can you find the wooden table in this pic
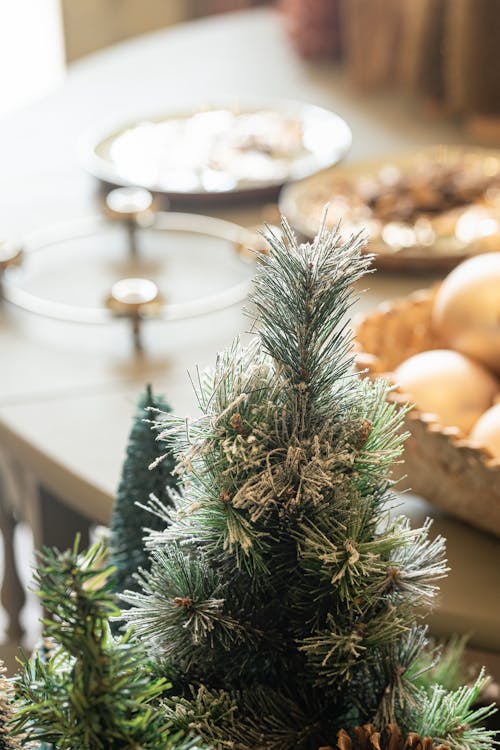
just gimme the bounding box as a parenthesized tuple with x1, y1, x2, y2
(0, 8, 499, 659)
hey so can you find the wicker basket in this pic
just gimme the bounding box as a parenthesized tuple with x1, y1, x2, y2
(354, 286, 500, 538)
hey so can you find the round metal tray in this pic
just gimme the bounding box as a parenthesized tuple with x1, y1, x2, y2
(81, 100, 352, 205)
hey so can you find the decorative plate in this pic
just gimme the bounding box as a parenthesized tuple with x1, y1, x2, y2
(81, 101, 352, 204)
(280, 146, 500, 272)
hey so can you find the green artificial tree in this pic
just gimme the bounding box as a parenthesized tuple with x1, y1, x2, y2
(110, 385, 179, 594)
(122, 218, 497, 750)
(11, 539, 187, 750)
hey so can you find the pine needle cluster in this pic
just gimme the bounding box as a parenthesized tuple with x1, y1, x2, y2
(120, 218, 498, 750)
(11, 539, 188, 750)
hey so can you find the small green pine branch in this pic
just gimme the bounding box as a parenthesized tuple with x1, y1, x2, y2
(147, 480, 270, 576)
(383, 517, 448, 608)
(225, 686, 325, 750)
(351, 378, 410, 491)
(150, 340, 282, 568)
(163, 686, 327, 750)
(295, 515, 445, 613)
(161, 686, 238, 748)
(251, 219, 370, 431)
(121, 545, 252, 668)
(299, 604, 411, 685)
(413, 672, 497, 750)
(12, 539, 180, 750)
(351, 625, 431, 728)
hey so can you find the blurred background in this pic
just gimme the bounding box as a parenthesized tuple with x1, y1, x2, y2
(0, 0, 272, 117)
(2, 0, 499, 134)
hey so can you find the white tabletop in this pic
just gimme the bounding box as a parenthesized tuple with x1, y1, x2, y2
(0, 8, 498, 650)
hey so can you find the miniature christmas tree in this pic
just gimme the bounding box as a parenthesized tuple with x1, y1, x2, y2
(110, 384, 178, 594)
(11, 539, 183, 750)
(0, 662, 22, 750)
(122, 218, 496, 750)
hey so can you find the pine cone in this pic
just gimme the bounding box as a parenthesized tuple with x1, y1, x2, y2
(331, 724, 451, 750)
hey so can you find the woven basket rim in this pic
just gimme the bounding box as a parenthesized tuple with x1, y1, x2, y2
(353, 287, 500, 473)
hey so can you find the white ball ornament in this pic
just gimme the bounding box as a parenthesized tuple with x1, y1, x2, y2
(432, 252, 500, 374)
(394, 349, 498, 433)
(470, 403, 500, 458)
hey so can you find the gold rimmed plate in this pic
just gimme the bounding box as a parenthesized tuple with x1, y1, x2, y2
(81, 100, 352, 206)
(280, 146, 500, 272)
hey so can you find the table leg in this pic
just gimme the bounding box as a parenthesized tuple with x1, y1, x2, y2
(0, 495, 25, 644)
(0, 484, 91, 671)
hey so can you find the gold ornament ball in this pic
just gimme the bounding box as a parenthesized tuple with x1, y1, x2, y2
(432, 252, 500, 374)
(394, 349, 498, 433)
(470, 403, 500, 459)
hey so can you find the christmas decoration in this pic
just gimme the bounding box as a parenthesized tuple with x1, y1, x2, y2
(120, 217, 497, 749)
(11, 539, 186, 750)
(470, 403, 500, 459)
(432, 253, 500, 376)
(393, 349, 498, 434)
(110, 384, 179, 595)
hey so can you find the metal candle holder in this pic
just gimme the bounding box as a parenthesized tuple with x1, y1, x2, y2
(103, 186, 157, 258)
(0, 189, 259, 351)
